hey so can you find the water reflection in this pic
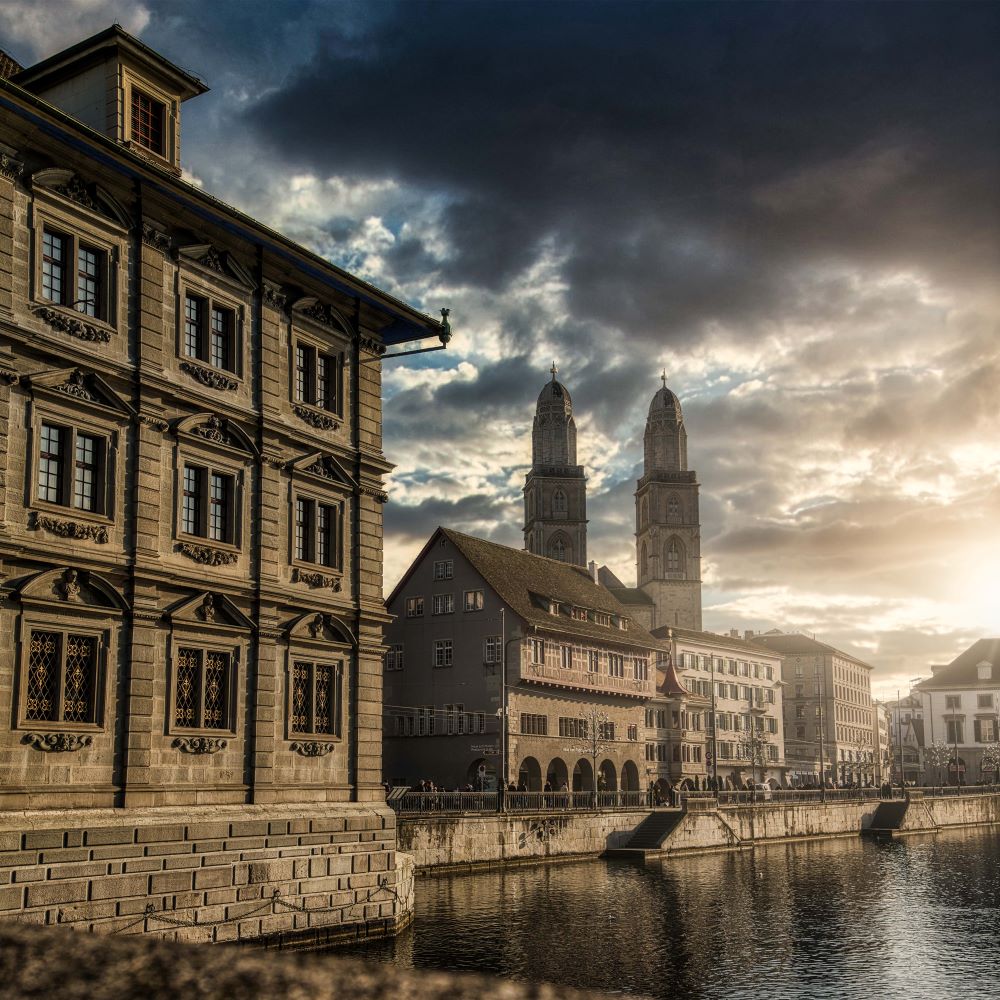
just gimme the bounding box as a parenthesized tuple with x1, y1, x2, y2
(342, 828, 1000, 999)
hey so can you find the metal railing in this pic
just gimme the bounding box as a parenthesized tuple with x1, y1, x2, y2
(390, 789, 651, 814)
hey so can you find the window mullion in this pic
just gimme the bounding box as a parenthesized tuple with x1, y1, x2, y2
(55, 631, 68, 722)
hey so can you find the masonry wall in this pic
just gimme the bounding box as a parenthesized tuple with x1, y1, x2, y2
(0, 803, 413, 945)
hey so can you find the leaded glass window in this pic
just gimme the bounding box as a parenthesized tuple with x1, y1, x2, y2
(291, 660, 341, 736)
(174, 646, 232, 730)
(25, 629, 98, 724)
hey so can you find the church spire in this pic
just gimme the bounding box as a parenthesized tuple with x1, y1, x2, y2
(523, 366, 588, 565)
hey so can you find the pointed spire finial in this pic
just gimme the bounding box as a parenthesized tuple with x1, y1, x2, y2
(661, 368, 667, 388)
(550, 361, 558, 381)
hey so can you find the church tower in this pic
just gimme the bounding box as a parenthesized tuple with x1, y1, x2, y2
(523, 364, 588, 565)
(636, 373, 702, 629)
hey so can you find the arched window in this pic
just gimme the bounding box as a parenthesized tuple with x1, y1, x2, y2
(667, 494, 681, 520)
(640, 541, 648, 580)
(548, 535, 569, 562)
(553, 489, 567, 515)
(665, 537, 684, 577)
(639, 496, 648, 528)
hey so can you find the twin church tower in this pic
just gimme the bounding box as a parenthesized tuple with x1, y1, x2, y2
(523, 365, 702, 631)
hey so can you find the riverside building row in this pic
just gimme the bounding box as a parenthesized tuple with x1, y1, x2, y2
(0, 25, 447, 939)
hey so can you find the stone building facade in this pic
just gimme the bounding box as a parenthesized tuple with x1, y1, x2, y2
(383, 528, 656, 792)
(523, 366, 587, 567)
(0, 25, 446, 940)
(755, 632, 875, 786)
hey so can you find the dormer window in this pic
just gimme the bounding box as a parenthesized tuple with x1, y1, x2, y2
(594, 612, 611, 627)
(131, 88, 166, 155)
(548, 599, 560, 616)
(977, 661, 993, 681)
(571, 607, 588, 622)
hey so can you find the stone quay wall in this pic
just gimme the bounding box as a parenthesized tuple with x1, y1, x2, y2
(398, 810, 650, 870)
(0, 803, 414, 947)
(399, 792, 1000, 869)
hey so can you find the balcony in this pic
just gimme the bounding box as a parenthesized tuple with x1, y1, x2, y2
(518, 655, 654, 700)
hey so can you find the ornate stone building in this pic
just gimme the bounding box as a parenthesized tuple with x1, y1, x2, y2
(523, 366, 587, 566)
(0, 25, 446, 940)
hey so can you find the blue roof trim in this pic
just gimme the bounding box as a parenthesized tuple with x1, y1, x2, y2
(0, 93, 441, 347)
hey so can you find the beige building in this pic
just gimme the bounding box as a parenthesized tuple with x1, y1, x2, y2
(383, 528, 657, 792)
(917, 638, 1000, 784)
(755, 632, 876, 785)
(644, 628, 787, 792)
(0, 25, 446, 938)
(873, 702, 893, 784)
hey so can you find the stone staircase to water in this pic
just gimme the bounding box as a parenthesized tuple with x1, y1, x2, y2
(614, 810, 687, 853)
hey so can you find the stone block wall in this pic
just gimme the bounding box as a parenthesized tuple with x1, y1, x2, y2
(0, 803, 413, 946)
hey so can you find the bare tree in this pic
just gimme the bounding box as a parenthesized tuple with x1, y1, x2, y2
(923, 740, 951, 787)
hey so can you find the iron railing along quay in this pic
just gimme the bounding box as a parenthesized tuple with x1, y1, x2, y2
(390, 789, 651, 814)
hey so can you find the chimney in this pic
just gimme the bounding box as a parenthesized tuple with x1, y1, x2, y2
(744, 629, 754, 640)
(588, 560, 598, 584)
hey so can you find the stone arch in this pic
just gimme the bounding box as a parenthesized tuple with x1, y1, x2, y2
(547, 531, 572, 563)
(518, 756, 542, 791)
(546, 756, 569, 790)
(552, 489, 568, 515)
(598, 759, 617, 792)
(664, 536, 685, 578)
(621, 760, 640, 792)
(572, 757, 594, 792)
(676, 777, 694, 791)
(640, 541, 648, 580)
(667, 493, 681, 521)
(639, 496, 649, 528)
(653, 777, 671, 801)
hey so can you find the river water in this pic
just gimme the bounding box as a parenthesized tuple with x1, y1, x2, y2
(342, 827, 1000, 999)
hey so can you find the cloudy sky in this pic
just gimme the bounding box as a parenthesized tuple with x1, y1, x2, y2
(5, 0, 998, 696)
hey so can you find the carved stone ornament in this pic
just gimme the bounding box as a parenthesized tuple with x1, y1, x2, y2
(172, 736, 228, 754)
(176, 542, 238, 566)
(301, 302, 340, 328)
(53, 369, 96, 402)
(358, 334, 386, 357)
(58, 568, 81, 601)
(32, 512, 109, 544)
(289, 741, 334, 757)
(360, 485, 389, 504)
(141, 223, 171, 255)
(0, 367, 19, 385)
(263, 282, 286, 310)
(31, 306, 111, 343)
(0, 151, 23, 181)
(23, 732, 93, 753)
(199, 246, 226, 273)
(54, 174, 101, 213)
(304, 459, 335, 480)
(180, 361, 238, 391)
(198, 594, 216, 623)
(292, 404, 339, 431)
(191, 414, 231, 444)
(293, 568, 342, 592)
(137, 413, 170, 431)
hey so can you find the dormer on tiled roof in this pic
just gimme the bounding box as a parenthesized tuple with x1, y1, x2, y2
(12, 24, 207, 175)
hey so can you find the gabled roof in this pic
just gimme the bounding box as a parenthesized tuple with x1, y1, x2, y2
(391, 527, 661, 652)
(607, 586, 655, 607)
(915, 638, 1000, 690)
(753, 631, 874, 669)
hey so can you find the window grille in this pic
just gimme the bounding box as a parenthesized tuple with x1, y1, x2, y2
(291, 660, 340, 736)
(175, 647, 231, 730)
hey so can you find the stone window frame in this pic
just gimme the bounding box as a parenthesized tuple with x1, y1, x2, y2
(290, 322, 348, 421)
(167, 634, 241, 738)
(30, 191, 126, 341)
(175, 272, 247, 383)
(172, 422, 253, 557)
(288, 657, 345, 740)
(26, 376, 128, 531)
(290, 487, 346, 573)
(121, 68, 179, 168)
(15, 611, 113, 734)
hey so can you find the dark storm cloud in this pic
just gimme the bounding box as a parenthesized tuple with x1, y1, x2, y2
(245, 1, 1000, 341)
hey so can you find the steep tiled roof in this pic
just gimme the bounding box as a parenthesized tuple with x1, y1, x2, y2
(753, 632, 874, 668)
(441, 528, 661, 651)
(607, 586, 654, 606)
(653, 625, 780, 656)
(915, 638, 1000, 690)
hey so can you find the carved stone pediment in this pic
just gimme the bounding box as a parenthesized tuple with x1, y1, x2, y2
(289, 451, 356, 489)
(286, 611, 355, 646)
(27, 368, 135, 419)
(31, 168, 130, 227)
(174, 413, 257, 456)
(16, 567, 127, 611)
(166, 591, 253, 631)
(290, 295, 349, 334)
(177, 243, 256, 288)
